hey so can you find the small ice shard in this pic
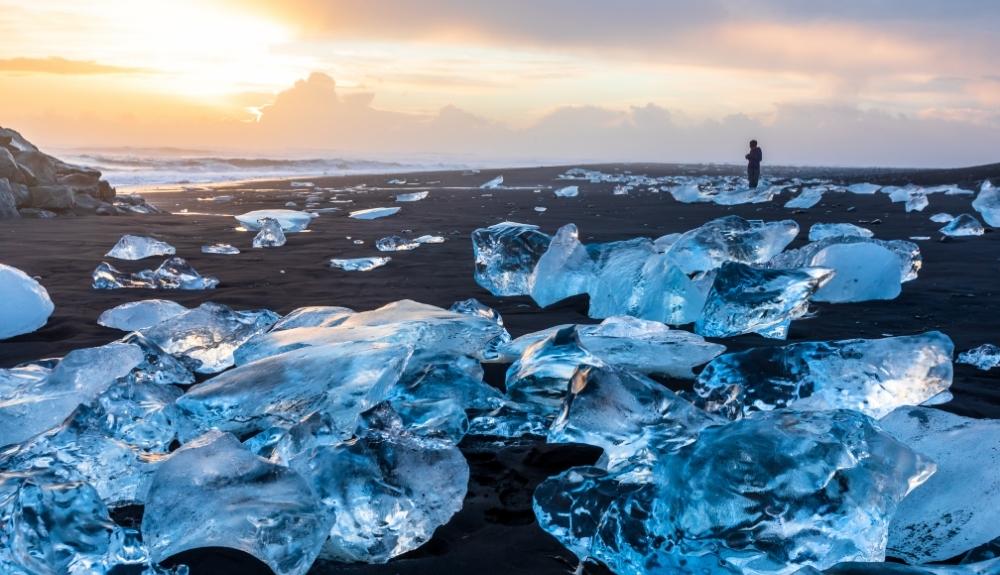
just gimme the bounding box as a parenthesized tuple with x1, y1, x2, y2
(957, 343, 1000, 370)
(0, 342, 143, 447)
(663, 215, 800, 274)
(504, 316, 724, 378)
(201, 242, 240, 254)
(235, 209, 313, 231)
(808, 222, 874, 241)
(290, 181, 314, 188)
(281, 407, 469, 563)
(92, 257, 220, 290)
(142, 431, 330, 575)
(906, 193, 929, 212)
(480, 175, 504, 189)
(883, 407, 1000, 564)
(784, 186, 825, 209)
(809, 242, 905, 303)
(139, 301, 279, 373)
(176, 342, 410, 438)
(449, 297, 504, 327)
(534, 206, 547, 212)
(272, 306, 355, 331)
(940, 213, 985, 237)
(930, 212, 955, 223)
(530, 223, 594, 307)
(847, 182, 881, 194)
(414, 234, 444, 244)
(329, 256, 390, 271)
(253, 217, 287, 247)
(396, 191, 428, 202)
(554, 186, 579, 197)
(349, 207, 400, 220)
(471, 221, 551, 296)
(375, 235, 419, 251)
(97, 299, 188, 331)
(387, 178, 406, 185)
(105, 234, 176, 260)
(695, 331, 954, 420)
(770, 236, 922, 283)
(285, 201, 297, 207)
(972, 180, 1000, 226)
(0, 263, 54, 339)
(695, 262, 833, 339)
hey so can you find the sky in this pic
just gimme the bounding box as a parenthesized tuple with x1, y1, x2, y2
(1, 0, 999, 167)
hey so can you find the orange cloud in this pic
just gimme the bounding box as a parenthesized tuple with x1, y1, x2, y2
(0, 57, 148, 75)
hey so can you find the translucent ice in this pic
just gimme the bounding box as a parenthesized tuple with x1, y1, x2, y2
(785, 186, 825, 209)
(271, 306, 355, 331)
(396, 191, 428, 202)
(139, 301, 279, 373)
(906, 193, 929, 212)
(554, 185, 579, 197)
(121, 332, 196, 386)
(957, 343, 1000, 370)
(770, 236, 922, 283)
(201, 242, 240, 254)
(695, 262, 833, 339)
(414, 234, 445, 244)
(105, 235, 176, 260)
(97, 299, 188, 331)
(930, 213, 955, 223)
(235, 209, 313, 231)
(375, 235, 420, 251)
(808, 223, 874, 241)
(471, 221, 551, 296)
(530, 223, 595, 307)
(480, 175, 504, 189)
(940, 214, 985, 237)
(883, 407, 1000, 564)
(449, 297, 505, 327)
(92, 257, 220, 290)
(253, 217, 287, 247)
(972, 180, 1000, 227)
(847, 182, 881, 194)
(0, 263, 54, 339)
(809, 242, 904, 303)
(142, 431, 329, 575)
(349, 207, 400, 220)
(662, 216, 799, 274)
(695, 332, 954, 420)
(329, 256, 390, 271)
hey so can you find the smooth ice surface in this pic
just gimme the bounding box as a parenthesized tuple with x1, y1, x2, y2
(122, 332, 197, 386)
(810, 242, 904, 303)
(503, 316, 724, 378)
(957, 343, 1000, 370)
(105, 235, 176, 260)
(349, 207, 400, 220)
(480, 175, 503, 189)
(662, 216, 799, 274)
(253, 217, 287, 247)
(848, 182, 881, 194)
(940, 214, 985, 237)
(396, 191, 428, 202)
(449, 298, 504, 327)
(235, 209, 313, 232)
(472, 222, 550, 296)
(201, 242, 240, 254)
(883, 407, 1000, 564)
(376, 235, 420, 251)
(808, 223, 874, 241)
(139, 301, 279, 373)
(972, 180, 1000, 227)
(906, 194, 929, 212)
(696, 262, 833, 339)
(272, 306, 355, 331)
(695, 332, 954, 419)
(414, 234, 444, 244)
(770, 236, 922, 283)
(0, 263, 54, 340)
(554, 186, 579, 197)
(329, 256, 391, 271)
(92, 257, 220, 290)
(785, 186, 825, 209)
(530, 223, 594, 307)
(97, 299, 188, 331)
(0, 342, 143, 447)
(930, 213, 955, 223)
(177, 342, 411, 438)
(142, 431, 329, 575)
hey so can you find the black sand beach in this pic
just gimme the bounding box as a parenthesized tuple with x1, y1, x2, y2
(1, 163, 999, 574)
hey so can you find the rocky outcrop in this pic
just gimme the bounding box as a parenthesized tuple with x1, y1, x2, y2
(0, 126, 162, 218)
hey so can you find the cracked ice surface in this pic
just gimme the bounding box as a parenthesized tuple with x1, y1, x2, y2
(472, 221, 551, 296)
(97, 299, 188, 331)
(92, 257, 220, 290)
(253, 217, 287, 247)
(957, 343, 1000, 370)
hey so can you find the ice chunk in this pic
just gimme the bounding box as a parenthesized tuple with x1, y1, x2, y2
(530, 223, 595, 307)
(940, 213, 985, 237)
(349, 207, 400, 220)
(770, 236, 922, 282)
(375, 235, 419, 251)
(177, 342, 411, 438)
(504, 316, 724, 378)
(97, 299, 188, 331)
(480, 175, 503, 189)
(883, 407, 1000, 564)
(972, 180, 1000, 226)
(808, 222, 874, 241)
(121, 332, 196, 386)
(272, 306, 355, 331)
(142, 431, 329, 575)
(957, 343, 1000, 370)
(785, 186, 825, 209)
(554, 185, 579, 197)
(139, 302, 279, 373)
(0, 342, 143, 447)
(396, 191, 428, 202)
(414, 234, 444, 244)
(695, 331, 954, 419)
(235, 209, 313, 232)
(0, 263, 54, 339)
(105, 234, 176, 260)
(696, 262, 833, 339)
(847, 182, 881, 194)
(449, 297, 504, 327)
(663, 215, 799, 274)
(471, 221, 551, 296)
(809, 242, 904, 303)
(92, 257, 220, 290)
(930, 213, 955, 223)
(201, 242, 240, 255)
(252, 217, 286, 248)
(907, 193, 929, 212)
(329, 256, 390, 271)
(585, 238, 658, 319)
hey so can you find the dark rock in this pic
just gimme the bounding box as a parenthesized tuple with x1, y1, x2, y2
(29, 185, 75, 210)
(98, 180, 115, 202)
(0, 178, 20, 218)
(58, 171, 101, 187)
(0, 148, 17, 180)
(14, 149, 58, 184)
(72, 191, 112, 212)
(19, 208, 57, 219)
(11, 182, 29, 207)
(96, 205, 114, 215)
(15, 164, 36, 186)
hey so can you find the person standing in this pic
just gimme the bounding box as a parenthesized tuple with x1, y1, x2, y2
(745, 139, 762, 189)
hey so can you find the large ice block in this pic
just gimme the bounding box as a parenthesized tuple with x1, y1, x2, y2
(940, 214, 985, 237)
(472, 221, 551, 296)
(97, 299, 188, 331)
(808, 223, 873, 241)
(235, 209, 313, 231)
(662, 215, 799, 274)
(271, 306, 355, 330)
(105, 235, 176, 260)
(92, 257, 220, 290)
(972, 180, 1000, 226)
(769, 236, 921, 282)
(809, 242, 904, 302)
(530, 223, 595, 307)
(0, 263, 54, 339)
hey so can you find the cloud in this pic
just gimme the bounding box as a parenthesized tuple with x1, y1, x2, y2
(0, 57, 147, 75)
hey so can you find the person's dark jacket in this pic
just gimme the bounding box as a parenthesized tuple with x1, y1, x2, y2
(746, 147, 762, 167)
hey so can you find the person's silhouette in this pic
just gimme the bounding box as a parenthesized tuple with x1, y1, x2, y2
(745, 139, 762, 189)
